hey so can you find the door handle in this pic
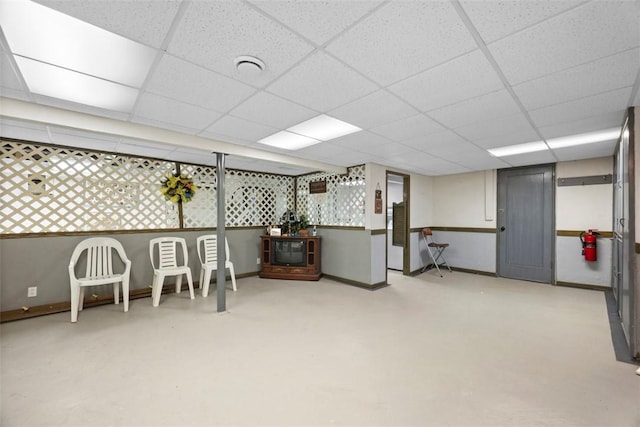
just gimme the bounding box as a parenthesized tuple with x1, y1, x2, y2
(500, 226, 506, 232)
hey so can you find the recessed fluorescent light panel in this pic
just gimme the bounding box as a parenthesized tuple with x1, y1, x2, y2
(546, 128, 620, 149)
(0, 0, 156, 111)
(487, 141, 548, 157)
(257, 114, 361, 150)
(287, 115, 362, 141)
(258, 131, 322, 150)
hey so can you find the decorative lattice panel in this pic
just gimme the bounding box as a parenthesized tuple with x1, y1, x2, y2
(180, 165, 295, 228)
(296, 165, 366, 226)
(1, 141, 178, 233)
(1, 140, 357, 234)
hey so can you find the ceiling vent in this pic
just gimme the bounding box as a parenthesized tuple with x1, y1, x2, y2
(234, 56, 265, 76)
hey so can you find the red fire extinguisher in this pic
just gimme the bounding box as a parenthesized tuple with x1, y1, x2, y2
(579, 229, 599, 262)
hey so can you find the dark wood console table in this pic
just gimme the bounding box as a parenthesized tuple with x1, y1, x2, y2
(259, 236, 321, 281)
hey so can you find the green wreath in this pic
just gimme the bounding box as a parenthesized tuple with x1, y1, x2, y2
(160, 173, 197, 204)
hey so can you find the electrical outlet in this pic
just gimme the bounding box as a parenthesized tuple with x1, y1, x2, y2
(257, 257, 261, 265)
(27, 286, 37, 297)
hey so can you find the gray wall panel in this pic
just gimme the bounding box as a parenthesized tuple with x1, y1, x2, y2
(556, 235, 611, 287)
(319, 229, 371, 284)
(0, 229, 264, 311)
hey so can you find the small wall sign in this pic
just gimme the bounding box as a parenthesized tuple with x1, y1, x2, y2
(374, 183, 383, 214)
(309, 180, 327, 194)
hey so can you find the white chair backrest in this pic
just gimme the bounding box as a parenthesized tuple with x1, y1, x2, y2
(197, 235, 230, 264)
(149, 237, 188, 270)
(70, 237, 128, 278)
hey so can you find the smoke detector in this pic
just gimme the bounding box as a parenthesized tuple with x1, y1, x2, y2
(234, 55, 265, 76)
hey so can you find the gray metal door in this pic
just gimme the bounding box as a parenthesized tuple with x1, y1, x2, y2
(497, 165, 554, 283)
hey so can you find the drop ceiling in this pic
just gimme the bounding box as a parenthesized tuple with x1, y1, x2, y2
(1, 0, 639, 176)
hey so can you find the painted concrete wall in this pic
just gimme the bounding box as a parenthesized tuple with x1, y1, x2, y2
(409, 173, 433, 228)
(426, 171, 497, 274)
(365, 163, 387, 231)
(0, 228, 264, 312)
(556, 157, 613, 231)
(432, 170, 497, 228)
(556, 157, 613, 286)
(319, 228, 373, 284)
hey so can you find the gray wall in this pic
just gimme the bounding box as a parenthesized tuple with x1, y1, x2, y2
(0, 229, 264, 311)
(319, 228, 375, 285)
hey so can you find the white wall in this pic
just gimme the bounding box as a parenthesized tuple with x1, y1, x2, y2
(556, 157, 613, 231)
(409, 173, 433, 228)
(365, 163, 387, 230)
(555, 157, 613, 287)
(432, 170, 496, 228)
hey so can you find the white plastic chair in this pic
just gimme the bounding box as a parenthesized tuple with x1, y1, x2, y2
(149, 237, 195, 307)
(421, 228, 452, 277)
(68, 237, 131, 323)
(197, 235, 237, 297)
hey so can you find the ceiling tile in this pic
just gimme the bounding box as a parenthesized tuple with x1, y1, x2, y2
(329, 90, 417, 129)
(400, 130, 467, 151)
(267, 50, 377, 112)
(133, 92, 222, 133)
(538, 111, 626, 140)
(364, 143, 423, 158)
(329, 131, 391, 153)
(460, 0, 585, 43)
(502, 149, 557, 167)
(326, 1, 477, 85)
(249, 1, 383, 46)
(145, 54, 257, 113)
(551, 139, 617, 161)
(35, 0, 181, 47)
(452, 154, 512, 171)
(513, 48, 640, 110)
(30, 95, 132, 121)
(229, 91, 317, 129)
(472, 128, 542, 149)
(428, 89, 523, 129)
(528, 87, 631, 128)
(370, 114, 446, 142)
(489, 1, 640, 84)
(202, 115, 278, 146)
(454, 113, 538, 143)
(167, 1, 314, 86)
(389, 49, 504, 112)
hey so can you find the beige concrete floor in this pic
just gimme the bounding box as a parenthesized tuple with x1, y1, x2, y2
(1, 271, 639, 426)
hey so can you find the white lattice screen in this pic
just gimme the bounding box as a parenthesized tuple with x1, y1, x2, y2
(1, 141, 178, 233)
(1, 140, 305, 234)
(296, 165, 366, 227)
(180, 165, 295, 228)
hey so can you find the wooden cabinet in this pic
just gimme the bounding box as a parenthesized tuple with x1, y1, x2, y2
(259, 236, 321, 280)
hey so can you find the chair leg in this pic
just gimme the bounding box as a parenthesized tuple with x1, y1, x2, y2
(113, 282, 120, 305)
(152, 274, 164, 307)
(122, 278, 129, 313)
(79, 287, 86, 311)
(201, 269, 212, 298)
(427, 246, 443, 277)
(185, 270, 195, 300)
(175, 275, 183, 294)
(199, 269, 204, 290)
(229, 264, 237, 291)
(70, 284, 80, 323)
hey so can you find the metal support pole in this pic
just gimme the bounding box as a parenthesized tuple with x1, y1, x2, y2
(216, 152, 226, 312)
